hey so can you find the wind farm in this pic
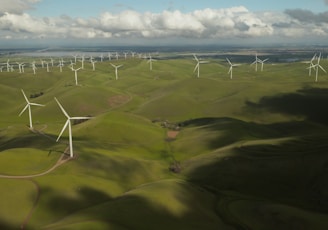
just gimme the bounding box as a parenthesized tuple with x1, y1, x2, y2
(0, 46, 328, 230)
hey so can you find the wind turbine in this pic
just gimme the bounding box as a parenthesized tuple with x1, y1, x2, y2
(147, 54, 157, 71)
(16, 62, 25, 73)
(6, 59, 10, 72)
(54, 97, 91, 158)
(305, 53, 317, 76)
(193, 54, 208, 78)
(110, 63, 123, 80)
(79, 54, 85, 69)
(19, 89, 45, 130)
(72, 54, 78, 64)
(40, 59, 45, 68)
(70, 65, 82, 85)
(311, 53, 326, 82)
(31, 61, 37, 75)
(226, 58, 241, 79)
(259, 58, 269, 71)
(91, 59, 97, 71)
(251, 53, 261, 72)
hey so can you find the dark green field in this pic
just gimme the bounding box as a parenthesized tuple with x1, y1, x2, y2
(0, 51, 328, 229)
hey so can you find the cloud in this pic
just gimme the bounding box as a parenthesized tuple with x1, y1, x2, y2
(0, 6, 327, 45)
(0, 0, 41, 15)
(285, 9, 328, 23)
(325, 0, 328, 5)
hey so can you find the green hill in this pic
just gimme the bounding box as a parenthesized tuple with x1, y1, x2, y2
(0, 53, 328, 229)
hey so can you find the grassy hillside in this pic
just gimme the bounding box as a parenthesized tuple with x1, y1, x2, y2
(0, 53, 328, 229)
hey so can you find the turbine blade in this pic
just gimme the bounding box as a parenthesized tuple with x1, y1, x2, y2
(319, 65, 327, 73)
(226, 58, 232, 65)
(21, 89, 29, 103)
(193, 63, 199, 72)
(57, 120, 69, 142)
(193, 54, 198, 61)
(71, 116, 92, 120)
(19, 104, 29, 116)
(54, 97, 70, 119)
(30, 102, 45, 107)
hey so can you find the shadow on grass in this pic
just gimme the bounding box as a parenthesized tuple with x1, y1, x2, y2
(181, 87, 328, 229)
(0, 219, 15, 230)
(245, 87, 328, 125)
(40, 183, 230, 230)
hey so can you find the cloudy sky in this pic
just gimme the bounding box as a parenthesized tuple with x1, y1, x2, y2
(1, 0, 328, 48)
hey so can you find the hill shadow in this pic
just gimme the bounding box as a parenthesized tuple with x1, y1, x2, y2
(40, 184, 233, 230)
(245, 87, 328, 125)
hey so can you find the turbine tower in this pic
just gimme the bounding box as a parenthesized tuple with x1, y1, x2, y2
(110, 63, 123, 80)
(226, 58, 241, 79)
(193, 54, 208, 78)
(19, 89, 45, 130)
(31, 61, 37, 75)
(55, 97, 91, 158)
(91, 60, 97, 71)
(70, 65, 82, 85)
(147, 54, 157, 71)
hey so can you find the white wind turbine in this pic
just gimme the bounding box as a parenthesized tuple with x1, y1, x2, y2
(259, 58, 269, 71)
(72, 54, 78, 64)
(16, 62, 25, 73)
(45, 61, 50, 72)
(79, 54, 85, 69)
(91, 59, 97, 71)
(251, 53, 261, 72)
(31, 61, 37, 75)
(55, 97, 91, 158)
(305, 53, 317, 76)
(99, 53, 104, 62)
(50, 58, 54, 67)
(6, 59, 10, 72)
(226, 58, 241, 79)
(58, 59, 64, 72)
(193, 54, 208, 78)
(110, 63, 123, 80)
(311, 53, 326, 82)
(115, 52, 119, 60)
(147, 54, 157, 71)
(40, 59, 45, 68)
(108, 52, 112, 61)
(70, 65, 82, 85)
(19, 89, 45, 130)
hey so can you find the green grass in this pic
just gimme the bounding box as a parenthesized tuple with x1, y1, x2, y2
(1, 53, 328, 229)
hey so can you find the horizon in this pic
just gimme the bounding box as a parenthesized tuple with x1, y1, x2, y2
(1, 0, 328, 48)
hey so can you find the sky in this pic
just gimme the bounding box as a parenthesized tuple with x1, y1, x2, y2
(0, 0, 328, 48)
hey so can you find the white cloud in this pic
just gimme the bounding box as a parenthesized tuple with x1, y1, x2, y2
(0, 5, 327, 45)
(0, 0, 41, 15)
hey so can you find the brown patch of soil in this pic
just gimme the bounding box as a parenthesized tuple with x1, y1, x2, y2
(167, 130, 179, 139)
(108, 95, 130, 107)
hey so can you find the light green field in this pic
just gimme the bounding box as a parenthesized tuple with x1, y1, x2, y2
(0, 52, 328, 229)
